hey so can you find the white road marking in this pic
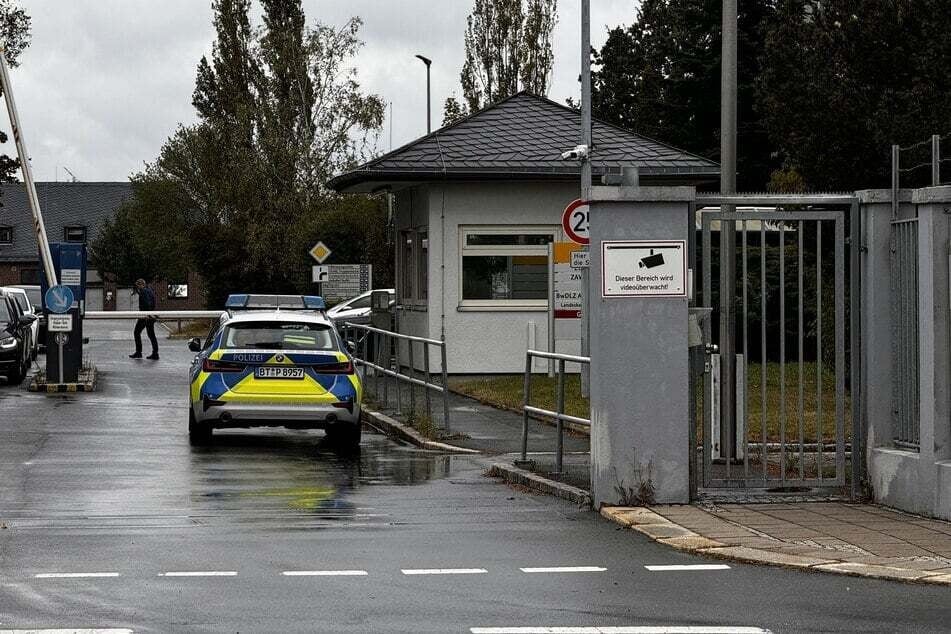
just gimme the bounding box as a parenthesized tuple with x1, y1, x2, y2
(469, 625, 772, 634)
(0, 630, 134, 634)
(282, 570, 368, 576)
(519, 566, 607, 573)
(34, 572, 121, 578)
(401, 568, 488, 575)
(644, 564, 731, 572)
(159, 571, 237, 577)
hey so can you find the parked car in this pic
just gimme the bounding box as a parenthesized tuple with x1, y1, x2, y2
(187, 294, 362, 448)
(326, 289, 395, 326)
(9, 285, 43, 353)
(2, 286, 40, 360)
(0, 289, 37, 384)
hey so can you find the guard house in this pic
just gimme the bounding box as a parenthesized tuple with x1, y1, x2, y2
(330, 92, 719, 373)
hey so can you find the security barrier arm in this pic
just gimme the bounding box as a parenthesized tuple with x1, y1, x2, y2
(84, 311, 224, 320)
(0, 47, 57, 288)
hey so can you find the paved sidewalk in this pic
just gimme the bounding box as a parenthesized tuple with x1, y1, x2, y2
(604, 502, 951, 584)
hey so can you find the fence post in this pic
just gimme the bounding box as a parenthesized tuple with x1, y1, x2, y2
(555, 358, 566, 475)
(519, 351, 532, 464)
(892, 144, 900, 219)
(395, 333, 402, 414)
(407, 340, 416, 417)
(423, 343, 433, 426)
(440, 340, 450, 435)
(933, 134, 941, 187)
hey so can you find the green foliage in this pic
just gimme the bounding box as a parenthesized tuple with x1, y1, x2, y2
(90, 0, 387, 307)
(0, 0, 30, 184)
(442, 95, 467, 127)
(592, 0, 778, 191)
(757, 0, 951, 191)
(456, 0, 557, 114)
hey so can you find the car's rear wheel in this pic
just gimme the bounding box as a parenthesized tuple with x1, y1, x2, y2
(7, 353, 25, 385)
(327, 422, 361, 450)
(188, 409, 213, 445)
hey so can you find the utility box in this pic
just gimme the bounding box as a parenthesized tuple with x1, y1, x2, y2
(370, 289, 393, 331)
(39, 242, 87, 383)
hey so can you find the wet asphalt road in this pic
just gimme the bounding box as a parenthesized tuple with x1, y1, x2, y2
(0, 321, 949, 633)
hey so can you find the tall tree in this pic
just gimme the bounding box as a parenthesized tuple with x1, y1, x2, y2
(592, 0, 778, 191)
(758, 0, 951, 191)
(92, 1, 386, 308)
(0, 0, 30, 185)
(445, 0, 557, 124)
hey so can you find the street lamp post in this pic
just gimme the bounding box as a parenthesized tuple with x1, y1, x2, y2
(415, 54, 432, 134)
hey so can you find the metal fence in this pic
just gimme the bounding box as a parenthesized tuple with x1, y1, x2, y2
(519, 349, 590, 475)
(339, 322, 451, 434)
(891, 218, 920, 450)
(891, 133, 951, 215)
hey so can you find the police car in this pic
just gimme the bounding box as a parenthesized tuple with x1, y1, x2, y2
(187, 294, 362, 448)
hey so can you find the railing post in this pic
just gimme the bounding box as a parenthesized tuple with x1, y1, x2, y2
(374, 331, 382, 399)
(933, 134, 941, 187)
(440, 340, 450, 435)
(554, 358, 566, 475)
(382, 332, 390, 408)
(519, 351, 532, 464)
(395, 333, 403, 414)
(407, 339, 416, 417)
(423, 343, 433, 427)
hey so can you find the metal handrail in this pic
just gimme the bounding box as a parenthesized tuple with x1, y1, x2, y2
(520, 349, 591, 475)
(340, 322, 450, 434)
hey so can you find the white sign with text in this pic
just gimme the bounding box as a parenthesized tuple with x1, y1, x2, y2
(601, 240, 687, 298)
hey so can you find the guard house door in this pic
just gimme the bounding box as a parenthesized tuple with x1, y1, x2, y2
(697, 198, 856, 494)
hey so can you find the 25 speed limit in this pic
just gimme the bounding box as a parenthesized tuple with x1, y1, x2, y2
(562, 199, 589, 245)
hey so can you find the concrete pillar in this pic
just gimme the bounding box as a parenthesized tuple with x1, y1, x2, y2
(588, 186, 694, 506)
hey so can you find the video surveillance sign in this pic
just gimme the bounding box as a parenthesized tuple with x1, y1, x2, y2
(601, 240, 687, 298)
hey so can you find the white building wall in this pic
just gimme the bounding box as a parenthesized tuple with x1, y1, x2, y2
(421, 181, 582, 374)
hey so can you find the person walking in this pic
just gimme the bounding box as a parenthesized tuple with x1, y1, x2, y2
(129, 279, 159, 360)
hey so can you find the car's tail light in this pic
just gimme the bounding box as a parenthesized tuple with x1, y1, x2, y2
(202, 358, 245, 372)
(314, 361, 354, 374)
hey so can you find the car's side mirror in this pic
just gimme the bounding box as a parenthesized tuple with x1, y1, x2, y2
(188, 337, 202, 353)
(19, 313, 36, 326)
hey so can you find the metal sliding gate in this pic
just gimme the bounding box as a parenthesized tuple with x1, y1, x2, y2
(694, 195, 860, 495)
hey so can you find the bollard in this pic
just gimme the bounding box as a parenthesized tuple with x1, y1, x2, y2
(517, 351, 532, 466)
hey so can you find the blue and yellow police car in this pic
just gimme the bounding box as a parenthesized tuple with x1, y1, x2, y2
(187, 294, 362, 448)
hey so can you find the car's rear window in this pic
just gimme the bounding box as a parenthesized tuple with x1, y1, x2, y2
(13, 294, 28, 312)
(0, 300, 10, 324)
(222, 321, 337, 351)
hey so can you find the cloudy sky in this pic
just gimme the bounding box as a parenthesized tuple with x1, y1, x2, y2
(9, 0, 636, 182)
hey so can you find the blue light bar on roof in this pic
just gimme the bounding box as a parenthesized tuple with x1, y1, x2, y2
(302, 296, 326, 310)
(224, 293, 325, 311)
(225, 294, 249, 309)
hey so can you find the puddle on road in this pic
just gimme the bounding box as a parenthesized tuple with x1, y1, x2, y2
(186, 429, 455, 518)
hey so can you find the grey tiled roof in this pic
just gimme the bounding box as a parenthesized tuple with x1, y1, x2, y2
(0, 182, 132, 262)
(330, 91, 719, 192)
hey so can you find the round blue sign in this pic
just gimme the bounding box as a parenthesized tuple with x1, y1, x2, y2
(45, 285, 74, 314)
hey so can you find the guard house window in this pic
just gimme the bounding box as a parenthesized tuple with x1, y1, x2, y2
(460, 226, 555, 307)
(0, 225, 11, 245)
(19, 268, 39, 285)
(64, 226, 87, 243)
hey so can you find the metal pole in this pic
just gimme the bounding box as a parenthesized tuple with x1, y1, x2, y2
(407, 339, 416, 416)
(423, 343, 432, 427)
(0, 48, 57, 288)
(555, 358, 566, 475)
(933, 134, 941, 187)
(440, 341, 450, 435)
(892, 144, 900, 219)
(719, 0, 738, 462)
(520, 352, 532, 463)
(580, 0, 592, 399)
(415, 54, 432, 134)
(548, 243, 555, 377)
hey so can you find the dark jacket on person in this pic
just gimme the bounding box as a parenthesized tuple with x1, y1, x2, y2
(138, 286, 156, 311)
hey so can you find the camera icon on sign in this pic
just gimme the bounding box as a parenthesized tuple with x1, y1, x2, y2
(638, 250, 665, 269)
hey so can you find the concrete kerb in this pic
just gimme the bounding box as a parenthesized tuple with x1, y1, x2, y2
(599, 506, 951, 586)
(361, 408, 480, 455)
(485, 462, 592, 508)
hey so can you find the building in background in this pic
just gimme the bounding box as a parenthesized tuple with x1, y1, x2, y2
(0, 182, 202, 310)
(331, 92, 719, 373)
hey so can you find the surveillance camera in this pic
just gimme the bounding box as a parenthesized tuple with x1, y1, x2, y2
(560, 144, 589, 161)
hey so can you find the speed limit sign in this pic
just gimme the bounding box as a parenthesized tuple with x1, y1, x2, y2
(562, 199, 589, 245)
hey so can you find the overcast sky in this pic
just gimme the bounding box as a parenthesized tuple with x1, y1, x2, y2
(9, 0, 636, 182)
